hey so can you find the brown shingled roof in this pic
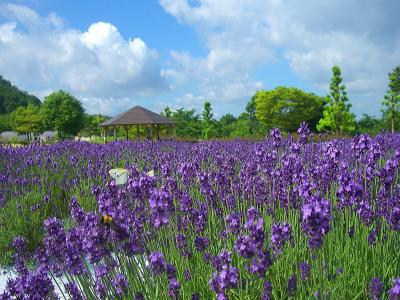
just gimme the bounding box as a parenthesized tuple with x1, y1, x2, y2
(100, 106, 175, 126)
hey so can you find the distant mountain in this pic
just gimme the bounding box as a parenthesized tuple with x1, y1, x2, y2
(0, 75, 41, 114)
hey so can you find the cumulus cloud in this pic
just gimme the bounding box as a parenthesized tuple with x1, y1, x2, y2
(0, 3, 168, 115)
(160, 0, 400, 116)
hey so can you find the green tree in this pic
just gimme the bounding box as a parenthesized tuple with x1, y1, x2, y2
(317, 66, 355, 134)
(0, 114, 12, 132)
(230, 113, 251, 137)
(161, 106, 172, 119)
(81, 114, 109, 137)
(218, 113, 237, 137)
(202, 101, 217, 139)
(0, 75, 41, 114)
(171, 108, 202, 139)
(254, 87, 324, 132)
(41, 90, 85, 139)
(355, 114, 382, 136)
(246, 97, 259, 136)
(381, 66, 400, 133)
(10, 104, 42, 140)
(229, 112, 268, 138)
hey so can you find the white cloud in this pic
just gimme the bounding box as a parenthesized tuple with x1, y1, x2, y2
(160, 0, 400, 117)
(0, 3, 168, 115)
(80, 97, 133, 116)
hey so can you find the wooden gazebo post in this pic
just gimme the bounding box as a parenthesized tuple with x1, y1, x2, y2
(113, 126, 117, 142)
(169, 124, 173, 140)
(148, 125, 153, 140)
(103, 126, 109, 143)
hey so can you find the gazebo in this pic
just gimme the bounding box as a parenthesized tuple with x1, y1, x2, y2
(99, 106, 175, 142)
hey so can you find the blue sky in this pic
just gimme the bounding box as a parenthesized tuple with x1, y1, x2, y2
(0, 0, 399, 118)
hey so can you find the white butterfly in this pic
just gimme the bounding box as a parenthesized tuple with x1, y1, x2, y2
(109, 168, 128, 185)
(147, 170, 155, 177)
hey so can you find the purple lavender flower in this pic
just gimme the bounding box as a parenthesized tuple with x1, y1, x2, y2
(235, 235, 257, 258)
(135, 292, 144, 300)
(297, 122, 310, 145)
(70, 196, 86, 224)
(245, 207, 260, 227)
(12, 236, 27, 255)
(193, 203, 208, 233)
(249, 248, 272, 278)
(299, 261, 311, 280)
(195, 236, 210, 252)
(166, 263, 177, 280)
(301, 198, 331, 249)
(95, 264, 108, 278)
(212, 250, 232, 271)
(203, 252, 212, 263)
(268, 128, 282, 147)
(349, 226, 355, 238)
(389, 278, 400, 300)
(2, 265, 55, 299)
(184, 269, 192, 281)
(168, 278, 181, 299)
(262, 280, 272, 300)
(65, 282, 83, 300)
(369, 277, 383, 300)
(95, 279, 106, 298)
(226, 212, 241, 235)
(78, 213, 109, 263)
(113, 273, 128, 297)
(287, 274, 297, 297)
(357, 201, 375, 226)
(389, 207, 400, 231)
(191, 293, 200, 300)
(149, 252, 166, 275)
(209, 265, 239, 295)
(248, 217, 265, 250)
(149, 189, 171, 229)
(179, 193, 193, 212)
(175, 233, 187, 255)
(271, 222, 293, 255)
(135, 292, 145, 300)
(368, 229, 377, 246)
(219, 229, 228, 240)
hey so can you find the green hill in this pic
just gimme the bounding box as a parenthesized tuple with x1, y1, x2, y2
(0, 75, 41, 114)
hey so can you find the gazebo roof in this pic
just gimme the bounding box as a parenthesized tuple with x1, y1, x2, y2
(100, 106, 175, 126)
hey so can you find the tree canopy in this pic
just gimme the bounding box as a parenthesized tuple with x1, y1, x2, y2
(254, 87, 324, 132)
(317, 66, 355, 134)
(355, 114, 382, 136)
(171, 108, 202, 139)
(41, 90, 85, 138)
(381, 65, 400, 133)
(0, 75, 41, 114)
(81, 114, 110, 137)
(11, 104, 42, 137)
(201, 101, 218, 139)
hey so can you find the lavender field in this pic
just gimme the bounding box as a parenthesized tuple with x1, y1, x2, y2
(0, 125, 400, 299)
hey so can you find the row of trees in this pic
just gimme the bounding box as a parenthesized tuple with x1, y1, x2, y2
(161, 65, 399, 139)
(2, 64, 400, 141)
(160, 100, 267, 139)
(9, 91, 104, 140)
(256, 65, 400, 135)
